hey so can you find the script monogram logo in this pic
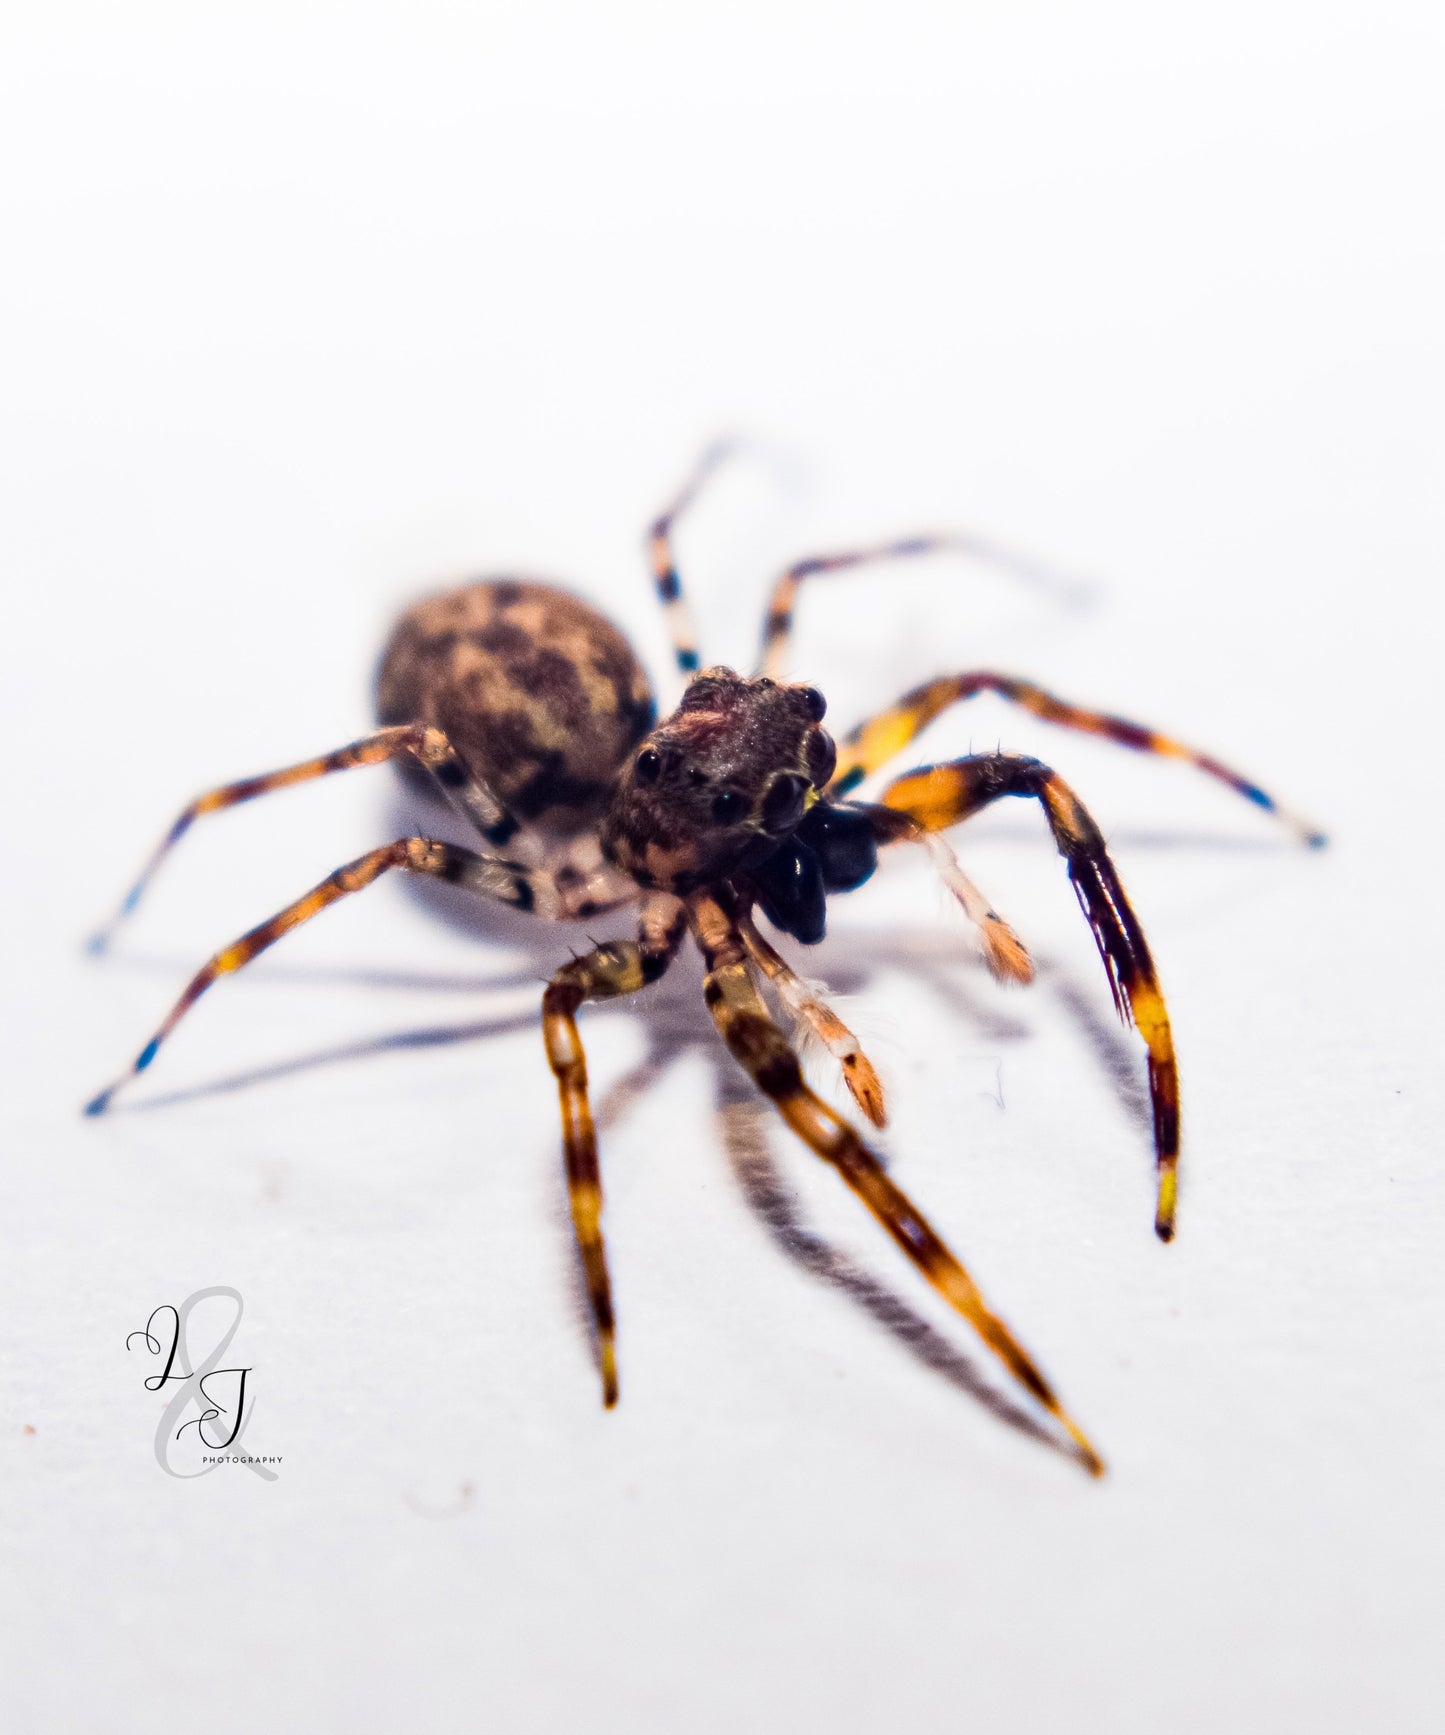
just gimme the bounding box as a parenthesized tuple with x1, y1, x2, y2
(126, 1285, 278, 1481)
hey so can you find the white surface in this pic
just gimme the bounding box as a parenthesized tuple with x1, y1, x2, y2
(3, 4, 1443, 1731)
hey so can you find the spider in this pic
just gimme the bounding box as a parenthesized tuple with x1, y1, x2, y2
(85, 445, 1324, 1477)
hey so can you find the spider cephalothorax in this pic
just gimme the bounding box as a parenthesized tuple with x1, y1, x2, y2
(600, 666, 837, 895)
(87, 445, 1324, 1477)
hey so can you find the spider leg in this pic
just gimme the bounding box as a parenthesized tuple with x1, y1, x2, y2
(88, 722, 536, 953)
(758, 535, 1068, 680)
(877, 754, 1182, 1241)
(737, 910, 888, 1128)
(831, 671, 1326, 845)
(689, 889, 1104, 1476)
(541, 895, 688, 1406)
(893, 818, 1036, 985)
(648, 442, 735, 679)
(84, 838, 567, 1115)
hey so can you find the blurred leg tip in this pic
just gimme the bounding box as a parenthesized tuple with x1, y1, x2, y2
(1154, 1169, 1178, 1241)
(1061, 1418, 1106, 1479)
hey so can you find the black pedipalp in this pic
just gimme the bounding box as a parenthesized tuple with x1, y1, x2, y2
(749, 840, 827, 944)
(796, 801, 879, 893)
(746, 802, 881, 945)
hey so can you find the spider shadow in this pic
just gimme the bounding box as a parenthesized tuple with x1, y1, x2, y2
(102, 1006, 543, 1113)
(586, 1005, 1069, 1465)
(563, 919, 1125, 1474)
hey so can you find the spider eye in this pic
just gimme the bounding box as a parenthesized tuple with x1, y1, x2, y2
(711, 790, 748, 825)
(760, 772, 809, 832)
(634, 748, 661, 784)
(807, 728, 837, 788)
(798, 686, 827, 721)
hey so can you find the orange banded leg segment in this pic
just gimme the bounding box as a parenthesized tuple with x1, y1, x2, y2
(648, 442, 735, 677)
(738, 911, 888, 1128)
(882, 755, 1181, 1240)
(89, 722, 533, 954)
(542, 896, 687, 1406)
(832, 671, 1326, 846)
(83, 838, 556, 1115)
(912, 826, 1034, 985)
(689, 891, 1103, 1475)
(758, 537, 1072, 680)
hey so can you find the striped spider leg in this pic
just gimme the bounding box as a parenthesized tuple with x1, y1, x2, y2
(748, 518, 1324, 837)
(689, 886, 1104, 1476)
(87, 720, 542, 955)
(757, 533, 1081, 681)
(84, 838, 634, 1116)
(866, 755, 1184, 1240)
(829, 672, 1327, 846)
(741, 522, 1321, 1242)
(647, 440, 736, 679)
(541, 894, 689, 1405)
(737, 909, 888, 1128)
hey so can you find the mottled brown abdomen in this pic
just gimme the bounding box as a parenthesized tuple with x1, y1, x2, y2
(377, 579, 655, 838)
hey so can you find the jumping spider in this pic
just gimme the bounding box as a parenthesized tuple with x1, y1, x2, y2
(86, 446, 1324, 1475)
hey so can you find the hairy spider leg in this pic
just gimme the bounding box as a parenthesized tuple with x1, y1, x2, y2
(541, 896, 688, 1406)
(84, 838, 568, 1115)
(647, 441, 736, 678)
(831, 672, 1326, 845)
(88, 722, 538, 954)
(876, 817, 1036, 986)
(877, 755, 1182, 1241)
(758, 535, 1075, 681)
(737, 911, 888, 1128)
(689, 889, 1104, 1476)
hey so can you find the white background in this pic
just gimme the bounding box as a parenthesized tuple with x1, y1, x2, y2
(3, 4, 1443, 1731)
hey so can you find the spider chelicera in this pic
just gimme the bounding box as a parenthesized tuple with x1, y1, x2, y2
(85, 446, 1324, 1476)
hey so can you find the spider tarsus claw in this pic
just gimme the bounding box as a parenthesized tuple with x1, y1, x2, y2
(844, 1059, 888, 1129)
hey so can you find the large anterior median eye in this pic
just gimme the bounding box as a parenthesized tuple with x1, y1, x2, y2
(711, 790, 747, 824)
(634, 748, 661, 784)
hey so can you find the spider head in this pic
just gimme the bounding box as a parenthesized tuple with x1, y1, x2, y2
(601, 667, 837, 891)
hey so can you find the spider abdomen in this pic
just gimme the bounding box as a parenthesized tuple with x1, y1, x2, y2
(376, 579, 656, 838)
